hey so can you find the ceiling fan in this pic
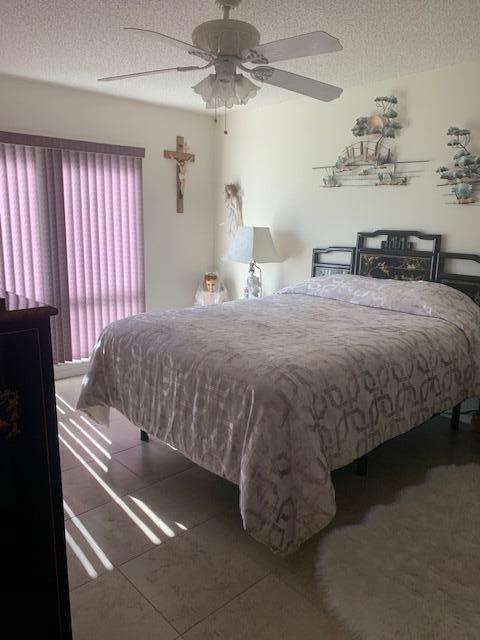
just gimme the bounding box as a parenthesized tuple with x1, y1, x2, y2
(98, 0, 343, 112)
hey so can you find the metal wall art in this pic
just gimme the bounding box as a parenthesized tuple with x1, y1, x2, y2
(436, 127, 480, 205)
(313, 96, 429, 188)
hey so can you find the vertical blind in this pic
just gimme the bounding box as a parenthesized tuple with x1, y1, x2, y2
(0, 134, 145, 363)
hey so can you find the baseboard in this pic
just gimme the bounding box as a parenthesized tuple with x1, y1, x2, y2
(54, 359, 89, 380)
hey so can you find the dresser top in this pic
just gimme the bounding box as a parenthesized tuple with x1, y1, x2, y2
(0, 290, 57, 323)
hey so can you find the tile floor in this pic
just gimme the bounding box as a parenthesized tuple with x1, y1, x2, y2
(57, 376, 480, 639)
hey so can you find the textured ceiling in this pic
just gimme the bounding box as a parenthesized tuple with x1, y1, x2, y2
(1, 0, 480, 113)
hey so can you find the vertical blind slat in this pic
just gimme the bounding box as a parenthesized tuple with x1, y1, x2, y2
(36, 147, 72, 363)
(0, 146, 10, 290)
(10, 146, 26, 294)
(96, 156, 108, 330)
(86, 154, 99, 350)
(62, 151, 80, 360)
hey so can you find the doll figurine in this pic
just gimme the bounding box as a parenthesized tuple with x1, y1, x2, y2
(195, 272, 227, 306)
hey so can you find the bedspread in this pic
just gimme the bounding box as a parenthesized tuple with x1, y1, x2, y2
(77, 275, 480, 554)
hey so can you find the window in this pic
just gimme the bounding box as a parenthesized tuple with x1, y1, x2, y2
(0, 133, 145, 363)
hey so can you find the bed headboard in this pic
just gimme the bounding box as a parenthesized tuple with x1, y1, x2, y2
(311, 229, 480, 305)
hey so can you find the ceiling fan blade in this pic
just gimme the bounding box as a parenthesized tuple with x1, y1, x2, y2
(124, 27, 213, 61)
(242, 31, 342, 64)
(250, 66, 342, 102)
(98, 67, 179, 82)
(98, 65, 206, 82)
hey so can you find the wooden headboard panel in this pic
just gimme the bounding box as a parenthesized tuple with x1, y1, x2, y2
(436, 252, 480, 306)
(311, 246, 356, 277)
(355, 230, 441, 281)
(311, 229, 480, 305)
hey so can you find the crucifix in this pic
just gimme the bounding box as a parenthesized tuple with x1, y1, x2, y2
(164, 136, 195, 213)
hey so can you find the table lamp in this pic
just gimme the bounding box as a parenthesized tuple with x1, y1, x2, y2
(223, 226, 280, 298)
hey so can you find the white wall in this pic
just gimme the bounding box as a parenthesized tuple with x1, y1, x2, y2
(214, 59, 480, 298)
(0, 74, 215, 311)
(3, 59, 480, 309)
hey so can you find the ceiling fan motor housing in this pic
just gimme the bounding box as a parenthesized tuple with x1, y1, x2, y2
(192, 19, 260, 57)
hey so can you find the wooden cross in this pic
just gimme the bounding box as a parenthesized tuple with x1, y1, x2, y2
(164, 136, 195, 213)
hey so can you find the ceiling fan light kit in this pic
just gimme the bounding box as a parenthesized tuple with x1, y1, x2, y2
(99, 0, 343, 115)
(193, 73, 259, 109)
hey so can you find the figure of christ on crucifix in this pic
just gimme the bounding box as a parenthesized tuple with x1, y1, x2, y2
(164, 136, 195, 213)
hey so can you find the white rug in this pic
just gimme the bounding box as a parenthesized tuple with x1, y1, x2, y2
(316, 464, 480, 640)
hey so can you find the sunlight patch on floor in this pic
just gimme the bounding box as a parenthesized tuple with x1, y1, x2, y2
(56, 393, 76, 412)
(65, 529, 98, 579)
(64, 500, 114, 572)
(60, 435, 161, 545)
(59, 422, 109, 472)
(68, 417, 111, 459)
(79, 414, 112, 445)
(130, 496, 175, 538)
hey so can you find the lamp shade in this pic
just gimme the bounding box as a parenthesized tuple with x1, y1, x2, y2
(223, 227, 280, 264)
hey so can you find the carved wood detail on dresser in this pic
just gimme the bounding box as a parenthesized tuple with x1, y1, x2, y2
(0, 291, 72, 638)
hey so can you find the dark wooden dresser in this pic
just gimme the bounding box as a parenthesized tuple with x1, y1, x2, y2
(0, 291, 72, 638)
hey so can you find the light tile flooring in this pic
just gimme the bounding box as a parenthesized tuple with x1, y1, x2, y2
(57, 377, 480, 639)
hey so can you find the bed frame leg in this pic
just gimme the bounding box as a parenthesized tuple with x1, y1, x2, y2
(451, 403, 461, 432)
(140, 429, 149, 442)
(356, 454, 368, 477)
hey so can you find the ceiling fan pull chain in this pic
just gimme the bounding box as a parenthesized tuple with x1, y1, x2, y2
(214, 98, 218, 123)
(224, 106, 228, 135)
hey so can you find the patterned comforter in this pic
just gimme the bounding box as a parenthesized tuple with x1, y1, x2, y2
(77, 275, 480, 554)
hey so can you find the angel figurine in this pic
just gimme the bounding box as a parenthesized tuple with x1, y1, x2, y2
(224, 183, 243, 236)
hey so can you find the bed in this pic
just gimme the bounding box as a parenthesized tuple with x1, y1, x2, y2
(77, 230, 480, 555)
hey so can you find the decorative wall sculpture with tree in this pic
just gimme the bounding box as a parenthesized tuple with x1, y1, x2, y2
(436, 127, 480, 204)
(314, 96, 428, 188)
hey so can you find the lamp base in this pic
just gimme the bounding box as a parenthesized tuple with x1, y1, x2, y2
(243, 261, 262, 298)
